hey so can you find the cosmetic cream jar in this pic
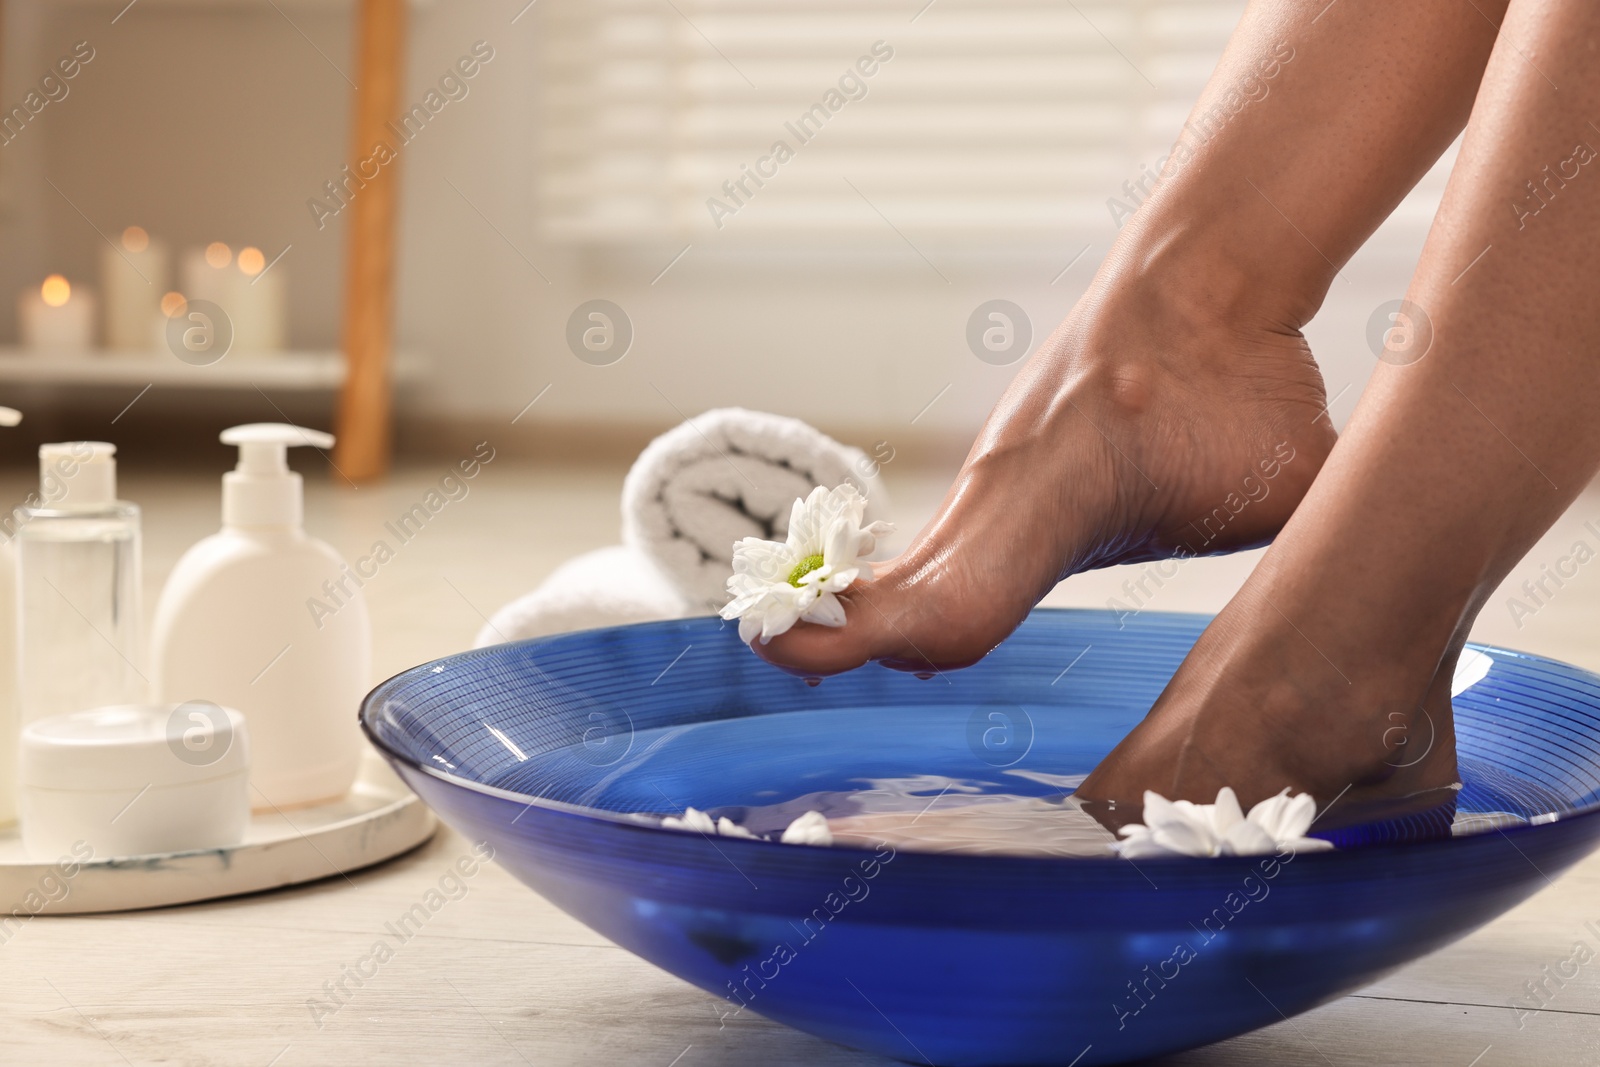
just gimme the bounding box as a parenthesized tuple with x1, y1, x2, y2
(20, 703, 250, 860)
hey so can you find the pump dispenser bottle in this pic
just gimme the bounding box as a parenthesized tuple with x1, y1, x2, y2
(16, 441, 144, 730)
(151, 424, 370, 808)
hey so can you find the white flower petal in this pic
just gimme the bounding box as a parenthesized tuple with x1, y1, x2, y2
(663, 807, 768, 840)
(1247, 789, 1319, 841)
(720, 583, 771, 618)
(780, 810, 834, 846)
(1219, 818, 1277, 856)
(716, 817, 759, 840)
(823, 517, 857, 567)
(1112, 830, 1171, 859)
(661, 807, 716, 834)
(1157, 825, 1219, 856)
(1141, 791, 1183, 830)
(1282, 836, 1336, 854)
(784, 487, 830, 555)
(1279, 792, 1320, 838)
(758, 601, 803, 644)
(801, 591, 848, 628)
(795, 563, 836, 588)
(816, 566, 859, 592)
(1211, 787, 1245, 835)
(1243, 789, 1291, 838)
(858, 519, 894, 557)
(730, 537, 794, 582)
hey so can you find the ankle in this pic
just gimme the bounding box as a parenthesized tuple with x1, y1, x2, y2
(1061, 269, 1312, 403)
(1229, 568, 1462, 716)
(1185, 613, 1448, 789)
(1099, 197, 1333, 333)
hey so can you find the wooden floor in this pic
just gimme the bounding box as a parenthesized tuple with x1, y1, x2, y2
(5, 458, 1600, 1066)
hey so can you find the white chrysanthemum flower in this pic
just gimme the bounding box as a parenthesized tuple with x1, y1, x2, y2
(719, 484, 894, 645)
(1113, 787, 1334, 859)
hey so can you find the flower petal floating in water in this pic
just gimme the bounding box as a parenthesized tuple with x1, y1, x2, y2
(716, 816, 758, 840)
(660, 806, 716, 834)
(720, 484, 893, 645)
(1113, 787, 1334, 859)
(660, 807, 832, 846)
(660, 806, 756, 839)
(780, 810, 834, 846)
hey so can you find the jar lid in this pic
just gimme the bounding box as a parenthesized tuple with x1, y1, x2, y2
(21, 704, 251, 792)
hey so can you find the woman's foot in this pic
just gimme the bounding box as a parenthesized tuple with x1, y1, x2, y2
(1075, 576, 1461, 818)
(758, 271, 1337, 675)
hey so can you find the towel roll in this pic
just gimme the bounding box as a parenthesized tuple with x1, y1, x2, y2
(474, 546, 688, 648)
(622, 408, 890, 610)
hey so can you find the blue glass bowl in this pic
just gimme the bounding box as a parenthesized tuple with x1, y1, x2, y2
(360, 609, 1600, 1065)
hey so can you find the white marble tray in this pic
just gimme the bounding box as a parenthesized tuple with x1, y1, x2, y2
(0, 750, 436, 914)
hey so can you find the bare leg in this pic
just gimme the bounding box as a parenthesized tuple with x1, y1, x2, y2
(760, 0, 1504, 675)
(1079, 0, 1600, 811)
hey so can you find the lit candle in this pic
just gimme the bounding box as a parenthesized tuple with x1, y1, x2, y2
(153, 291, 188, 350)
(182, 242, 286, 355)
(18, 275, 95, 352)
(226, 245, 286, 354)
(101, 225, 169, 352)
(179, 241, 235, 308)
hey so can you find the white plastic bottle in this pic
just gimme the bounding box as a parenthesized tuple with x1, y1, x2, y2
(151, 424, 370, 809)
(0, 406, 24, 825)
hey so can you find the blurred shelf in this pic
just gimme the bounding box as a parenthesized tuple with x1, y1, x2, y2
(14, 0, 410, 477)
(0, 349, 425, 391)
(46, 0, 435, 8)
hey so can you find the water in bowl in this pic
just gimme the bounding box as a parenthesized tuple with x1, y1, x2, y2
(490, 703, 1573, 857)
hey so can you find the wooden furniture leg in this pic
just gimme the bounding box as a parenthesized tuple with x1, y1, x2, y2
(334, 0, 405, 482)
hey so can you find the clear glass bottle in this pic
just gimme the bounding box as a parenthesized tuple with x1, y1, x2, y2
(16, 442, 144, 726)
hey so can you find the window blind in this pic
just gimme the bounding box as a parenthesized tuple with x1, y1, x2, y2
(535, 0, 1258, 242)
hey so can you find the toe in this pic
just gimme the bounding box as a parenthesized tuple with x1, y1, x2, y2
(752, 575, 1002, 676)
(752, 586, 895, 676)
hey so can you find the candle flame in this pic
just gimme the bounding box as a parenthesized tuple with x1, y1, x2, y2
(160, 291, 187, 317)
(41, 275, 71, 308)
(122, 226, 150, 253)
(205, 242, 232, 269)
(238, 247, 265, 277)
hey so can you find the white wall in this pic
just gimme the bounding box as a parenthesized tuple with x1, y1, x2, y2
(0, 0, 1449, 449)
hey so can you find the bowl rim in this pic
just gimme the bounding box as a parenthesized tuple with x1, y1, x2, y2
(359, 609, 1600, 866)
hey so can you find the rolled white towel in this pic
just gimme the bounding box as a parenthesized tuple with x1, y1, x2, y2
(622, 408, 890, 611)
(474, 546, 688, 648)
